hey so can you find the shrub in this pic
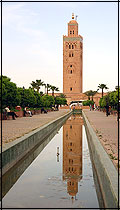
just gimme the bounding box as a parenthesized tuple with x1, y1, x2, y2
(82, 100, 94, 106)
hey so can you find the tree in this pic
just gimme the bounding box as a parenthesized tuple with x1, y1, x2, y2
(51, 86, 59, 97)
(18, 87, 36, 108)
(43, 83, 47, 94)
(30, 81, 37, 91)
(84, 90, 96, 100)
(55, 96, 67, 106)
(46, 84, 51, 95)
(42, 95, 55, 107)
(84, 91, 91, 100)
(99, 90, 119, 109)
(35, 79, 44, 93)
(97, 84, 108, 98)
(33, 90, 42, 107)
(30, 79, 44, 93)
(59, 93, 66, 98)
(1, 76, 21, 108)
(101, 94, 110, 107)
(55, 87, 59, 93)
(109, 90, 118, 108)
(82, 100, 94, 106)
(90, 90, 97, 101)
(51, 86, 56, 97)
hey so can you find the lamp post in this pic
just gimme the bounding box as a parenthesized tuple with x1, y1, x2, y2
(23, 86, 25, 108)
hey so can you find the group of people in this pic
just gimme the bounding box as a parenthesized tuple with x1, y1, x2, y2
(41, 107, 47, 114)
(89, 103, 97, 111)
(89, 103, 111, 117)
(4, 106, 33, 120)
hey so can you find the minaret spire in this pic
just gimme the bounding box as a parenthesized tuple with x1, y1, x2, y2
(72, 13, 74, 19)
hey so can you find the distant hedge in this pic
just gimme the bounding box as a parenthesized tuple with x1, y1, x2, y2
(82, 100, 94, 106)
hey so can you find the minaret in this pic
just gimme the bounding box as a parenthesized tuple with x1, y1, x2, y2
(63, 13, 83, 104)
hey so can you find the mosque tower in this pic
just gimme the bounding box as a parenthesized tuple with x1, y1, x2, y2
(63, 13, 83, 104)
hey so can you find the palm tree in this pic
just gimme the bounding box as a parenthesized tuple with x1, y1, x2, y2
(55, 87, 59, 96)
(43, 83, 47, 94)
(35, 79, 44, 93)
(46, 84, 51, 95)
(51, 86, 56, 97)
(84, 90, 92, 100)
(90, 90, 97, 101)
(31, 81, 37, 91)
(50, 86, 59, 97)
(98, 84, 108, 98)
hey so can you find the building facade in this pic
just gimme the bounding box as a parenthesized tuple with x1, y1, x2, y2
(63, 14, 83, 104)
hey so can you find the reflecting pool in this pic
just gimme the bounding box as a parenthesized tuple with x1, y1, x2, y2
(2, 114, 101, 208)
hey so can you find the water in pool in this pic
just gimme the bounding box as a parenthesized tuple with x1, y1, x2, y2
(2, 114, 100, 208)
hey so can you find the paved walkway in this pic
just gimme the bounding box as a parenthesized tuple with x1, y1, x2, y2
(83, 109, 119, 169)
(2, 109, 70, 148)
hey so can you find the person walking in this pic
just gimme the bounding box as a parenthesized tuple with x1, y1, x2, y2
(90, 104, 92, 111)
(105, 105, 109, 117)
(94, 103, 97, 111)
(5, 106, 18, 120)
(73, 105, 75, 111)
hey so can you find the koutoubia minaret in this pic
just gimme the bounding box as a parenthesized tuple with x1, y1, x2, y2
(63, 13, 83, 104)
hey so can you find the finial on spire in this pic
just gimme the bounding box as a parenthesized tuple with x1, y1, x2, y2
(72, 13, 74, 19)
(75, 15, 78, 21)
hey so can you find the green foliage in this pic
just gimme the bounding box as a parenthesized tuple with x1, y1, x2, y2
(99, 90, 118, 108)
(82, 100, 94, 106)
(84, 91, 91, 100)
(32, 90, 42, 107)
(99, 98, 103, 107)
(59, 93, 66, 98)
(18, 87, 36, 108)
(1, 76, 21, 108)
(61, 98, 67, 105)
(97, 84, 108, 97)
(30, 79, 44, 93)
(42, 95, 55, 107)
(84, 90, 97, 100)
(55, 97, 67, 105)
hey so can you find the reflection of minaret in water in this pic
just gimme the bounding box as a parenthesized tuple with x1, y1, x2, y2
(63, 114, 83, 200)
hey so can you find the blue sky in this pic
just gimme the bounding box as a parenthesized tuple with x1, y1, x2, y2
(2, 2, 118, 93)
